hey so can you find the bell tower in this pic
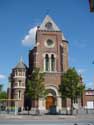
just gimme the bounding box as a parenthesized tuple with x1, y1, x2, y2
(29, 15, 68, 112)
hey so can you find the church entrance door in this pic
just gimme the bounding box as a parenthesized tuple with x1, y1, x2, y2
(46, 96, 55, 109)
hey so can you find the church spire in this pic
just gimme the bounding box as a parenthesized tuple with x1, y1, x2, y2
(20, 56, 23, 62)
(15, 56, 26, 69)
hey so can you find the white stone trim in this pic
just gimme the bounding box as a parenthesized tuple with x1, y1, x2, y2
(45, 84, 59, 96)
(56, 96, 62, 112)
(44, 40, 55, 48)
(38, 85, 62, 112)
(42, 53, 57, 58)
(43, 53, 57, 72)
(60, 43, 64, 47)
(13, 86, 25, 89)
(35, 42, 40, 47)
(43, 57, 46, 72)
(13, 76, 26, 78)
(49, 56, 51, 72)
(38, 98, 46, 110)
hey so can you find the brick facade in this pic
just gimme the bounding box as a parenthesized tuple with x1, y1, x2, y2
(8, 15, 68, 112)
(83, 89, 94, 108)
(8, 15, 94, 112)
(28, 16, 68, 111)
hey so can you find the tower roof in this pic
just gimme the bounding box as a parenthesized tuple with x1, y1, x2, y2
(39, 15, 60, 31)
(15, 57, 27, 69)
(39, 15, 67, 40)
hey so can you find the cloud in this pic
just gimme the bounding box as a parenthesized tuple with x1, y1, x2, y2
(0, 74, 6, 79)
(22, 26, 37, 47)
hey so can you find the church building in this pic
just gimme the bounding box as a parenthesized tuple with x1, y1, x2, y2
(8, 15, 69, 112)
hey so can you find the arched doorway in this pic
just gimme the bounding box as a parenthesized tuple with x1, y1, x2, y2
(46, 89, 56, 110)
(38, 85, 62, 113)
(46, 96, 55, 109)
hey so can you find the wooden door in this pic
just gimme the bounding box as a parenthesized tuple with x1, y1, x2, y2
(46, 96, 55, 109)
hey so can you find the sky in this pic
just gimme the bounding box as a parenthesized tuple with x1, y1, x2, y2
(0, 0, 94, 91)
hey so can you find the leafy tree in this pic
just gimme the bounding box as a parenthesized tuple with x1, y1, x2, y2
(26, 68, 47, 110)
(0, 84, 3, 92)
(0, 84, 7, 110)
(59, 68, 85, 114)
(0, 84, 7, 99)
(0, 91, 7, 100)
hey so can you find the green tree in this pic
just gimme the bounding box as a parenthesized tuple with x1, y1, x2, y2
(0, 84, 7, 111)
(0, 84, 3, 92)
(0, 84, 7, 99)
(59, 68, 85, 114)
(26, 68, 47, 111)
(0, 91, 7, 100)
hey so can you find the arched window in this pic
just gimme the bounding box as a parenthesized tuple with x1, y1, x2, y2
(15, 70, 17, 76)
(18, 90, 21, 99)
(45, 54, 49, 71)
(19, 80, 21, 86)
(51, 54, 55, 71)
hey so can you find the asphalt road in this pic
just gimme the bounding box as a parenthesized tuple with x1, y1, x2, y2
(0, 113, 94, 125)
(0, 119, 94, 125)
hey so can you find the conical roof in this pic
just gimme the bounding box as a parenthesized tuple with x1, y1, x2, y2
(15, 57, 27, 69)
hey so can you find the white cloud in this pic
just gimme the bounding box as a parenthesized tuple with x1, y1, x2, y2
(0, 74, 6, 79)
(22, 26, 37, 47)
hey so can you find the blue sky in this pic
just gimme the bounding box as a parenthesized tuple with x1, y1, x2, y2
(0, 0, 94, 90)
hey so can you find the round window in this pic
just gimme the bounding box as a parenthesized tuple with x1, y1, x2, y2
(45, 39, 55, 48)
(47, 39, 53, 46)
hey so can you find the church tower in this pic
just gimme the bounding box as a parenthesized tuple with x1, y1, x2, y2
(29, 15, 68, 112)
(9, 58, 27, 110)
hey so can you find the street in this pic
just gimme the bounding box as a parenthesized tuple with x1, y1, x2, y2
(0, 119, 94, 125)
(0, 114, 94, 125)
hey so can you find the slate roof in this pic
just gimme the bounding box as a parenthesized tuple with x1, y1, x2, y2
(15, 57, 27, 69)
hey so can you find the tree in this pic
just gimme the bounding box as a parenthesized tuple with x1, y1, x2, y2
(59, 68, 85, 114)
(26, 68, 47, 111)
(0, 84, 7, 99)
(0, 91, 7, 100)
(0, 84, 7, 111)
(0, 84, 3, 92)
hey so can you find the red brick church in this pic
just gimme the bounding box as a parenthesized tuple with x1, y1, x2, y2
(8, 15, 68, 112)
(28, 15, 68, 111)
(7, 15, 94, 112)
